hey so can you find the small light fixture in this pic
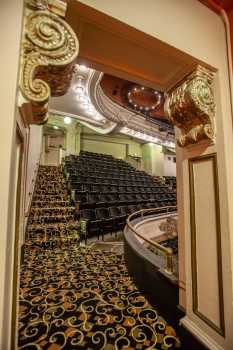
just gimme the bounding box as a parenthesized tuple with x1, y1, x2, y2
(82, 102, 89, 109)
(87, 107, 94, 114)
(64, 116, 71, 125)
(94, 114, 101, 120)
(78, 95, 85, 102)
(53, 125, 59, 130)
(79, 65, 87, 71)
(75, 85, 84, 94)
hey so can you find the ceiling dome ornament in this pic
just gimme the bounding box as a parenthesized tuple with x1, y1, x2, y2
(20, 5, 79, 124)
(126, 84, 163, 113)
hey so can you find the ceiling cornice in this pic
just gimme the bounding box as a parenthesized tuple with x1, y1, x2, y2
(87, 70, 174, 142)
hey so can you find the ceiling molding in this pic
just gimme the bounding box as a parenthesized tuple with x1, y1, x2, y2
(87, 70, 175, 142)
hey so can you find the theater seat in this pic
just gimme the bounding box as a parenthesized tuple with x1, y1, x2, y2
(79, 209, 102, 238)
(109, 206, 126, 230)
(95, 207, 115, 234)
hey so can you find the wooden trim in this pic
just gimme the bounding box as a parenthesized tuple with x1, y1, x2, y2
(66, 1, 211, 91)
(25, 160, 40, 217)
(189, 153, 225, 337)
(11, 124, 24, 349)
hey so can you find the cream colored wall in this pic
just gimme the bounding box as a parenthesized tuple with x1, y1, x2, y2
(151, 144, 164, 176)
(41, 133, 64, 166)
(81, 138, 126, 158)
(80, 126, 142, 160)
(25, 125, 42, 215)
(66, 123, 77, 155)
(142, 144, 151, 174)
(142, 143, 165, 176)
(0, 0, 24, 348)
(82, 128, 166, 173)
(164, 154, 176, 176)
(40, 115, 80, 162)
(78, 1, 233, 348)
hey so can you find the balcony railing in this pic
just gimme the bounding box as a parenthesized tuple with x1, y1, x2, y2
(126, 206, 177, 275)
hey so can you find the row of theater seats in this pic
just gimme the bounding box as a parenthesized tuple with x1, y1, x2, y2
(63, 151, 177, 238)
(76, 205, 175, 239)
(165, 176, 176, 191)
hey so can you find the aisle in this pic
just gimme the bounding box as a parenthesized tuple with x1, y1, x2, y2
(18, 246, 180, 349)
(18, 166, 181, 349)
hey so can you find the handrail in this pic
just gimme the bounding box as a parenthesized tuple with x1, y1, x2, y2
(126, 206, 177, 275)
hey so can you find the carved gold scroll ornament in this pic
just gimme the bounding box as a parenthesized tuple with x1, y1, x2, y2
(164, 65, 215, 147)
(20, 5, 79, 124)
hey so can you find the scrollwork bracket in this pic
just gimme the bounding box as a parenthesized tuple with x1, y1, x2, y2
(20, 3, 79, 124)
(164, 65, 215, 147)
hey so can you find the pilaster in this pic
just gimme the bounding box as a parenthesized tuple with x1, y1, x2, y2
(165, 65, 233, 349)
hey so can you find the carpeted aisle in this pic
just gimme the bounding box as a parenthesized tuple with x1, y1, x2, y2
(18, 246, 181, 349)
(18, 166, 181, 349)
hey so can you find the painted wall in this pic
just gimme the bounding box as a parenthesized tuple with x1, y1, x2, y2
(142, 143, 164, 176)
(164, 154, 176, 176)
(80, 126, 142, 159)
(0, 0, 24, 347)
(81, 126, 168, 174)
(151, 144, 164, 176)
(25, 125, 43, 214)
(81, 138, 126, 158)
(45, 117, 169, 173)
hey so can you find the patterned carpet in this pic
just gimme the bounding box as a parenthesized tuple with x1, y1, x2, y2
(18, 246, 181, 349)
(18, 166, 181, 349)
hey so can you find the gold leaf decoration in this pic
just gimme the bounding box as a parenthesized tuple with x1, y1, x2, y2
(164, 65, 215, 147)
(20, 8, 79, 124)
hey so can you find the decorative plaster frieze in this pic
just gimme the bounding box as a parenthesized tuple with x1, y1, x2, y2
(88, 70, 175, 143)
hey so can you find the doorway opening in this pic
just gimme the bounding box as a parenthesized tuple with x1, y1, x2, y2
(13, 2, 219, 350)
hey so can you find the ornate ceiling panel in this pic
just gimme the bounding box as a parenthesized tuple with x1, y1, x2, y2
(100, 74, 169, 128)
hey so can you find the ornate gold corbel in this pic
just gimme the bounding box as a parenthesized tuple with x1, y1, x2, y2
(164, 65, 215, 147)
(20, 3, 79, 124)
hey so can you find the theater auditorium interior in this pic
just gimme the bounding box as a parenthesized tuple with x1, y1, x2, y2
(1, 0, 233, 349)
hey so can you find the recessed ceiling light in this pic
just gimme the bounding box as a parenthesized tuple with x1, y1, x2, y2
(94, 114, 102, 120)
(82, 103, 89, 109)
(79, 65, 87, 71)
(53, 125, 59, 130)
(75, 85, 84, 94)
(78, 95, 85, 102)
(64, 116, 71, 124)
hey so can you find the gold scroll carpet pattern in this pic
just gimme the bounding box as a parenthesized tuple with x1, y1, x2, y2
(26, 166, 79, 250)
(18, 166, 181, 349)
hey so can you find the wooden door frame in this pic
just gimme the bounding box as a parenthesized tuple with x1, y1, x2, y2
(11, 124, 24, 349)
